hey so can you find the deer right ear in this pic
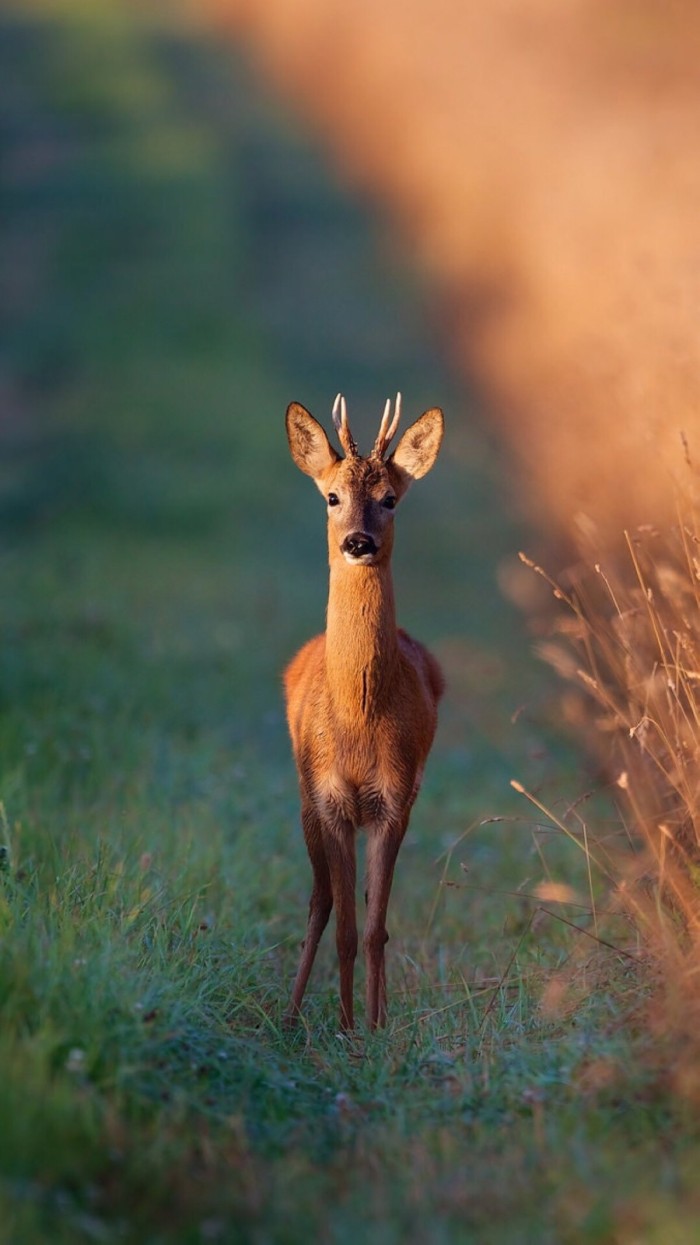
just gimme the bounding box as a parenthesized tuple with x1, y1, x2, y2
(286, 403, 340, 479)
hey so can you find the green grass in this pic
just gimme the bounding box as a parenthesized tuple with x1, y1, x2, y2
(1, 2, 699, 1241)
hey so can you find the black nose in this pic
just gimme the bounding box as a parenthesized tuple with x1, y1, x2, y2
(342, 531, 378, 559)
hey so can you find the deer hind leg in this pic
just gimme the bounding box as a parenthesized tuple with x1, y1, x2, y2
(364, 816, 408, 1029)
(325, 820, 357, 1031)
(285, 805, 333, 1025)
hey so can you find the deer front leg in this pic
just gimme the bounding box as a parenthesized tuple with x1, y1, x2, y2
(325, 820, 357, 1031)
(364, 818, 408, 1029)
(285, 805, 333, 1026)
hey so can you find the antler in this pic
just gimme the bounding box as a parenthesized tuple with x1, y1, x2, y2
(372, 392, 402, 459)
(332, 393, 358, 457)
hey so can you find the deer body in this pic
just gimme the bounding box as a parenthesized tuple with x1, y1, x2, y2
(284, 395, 444, 1030)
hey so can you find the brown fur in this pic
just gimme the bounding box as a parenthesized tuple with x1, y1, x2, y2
(283, 398, 444, 1029)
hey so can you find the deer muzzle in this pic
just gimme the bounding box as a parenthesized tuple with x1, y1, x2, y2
(342, 531, 379, 562)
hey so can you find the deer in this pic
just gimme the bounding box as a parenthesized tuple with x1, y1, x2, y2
(283, 392, 444, 1031)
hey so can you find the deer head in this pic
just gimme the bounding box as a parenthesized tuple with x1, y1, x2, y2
(286, 394, 444, 565)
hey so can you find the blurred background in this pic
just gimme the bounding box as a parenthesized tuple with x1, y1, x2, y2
(216, 0, 700, 547)
(1, 0, 564, 819)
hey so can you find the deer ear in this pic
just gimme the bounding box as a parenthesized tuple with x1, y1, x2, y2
(286, 403, 340, 479)
(390, 408, 444, 485)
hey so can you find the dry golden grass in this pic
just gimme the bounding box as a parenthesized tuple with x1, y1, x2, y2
(521, 466, 700, 1085)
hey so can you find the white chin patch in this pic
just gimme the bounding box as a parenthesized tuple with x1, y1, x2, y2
(342, 551, 376, 566)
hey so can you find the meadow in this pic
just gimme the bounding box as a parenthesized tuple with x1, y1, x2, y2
(1, 4, 699, 1242)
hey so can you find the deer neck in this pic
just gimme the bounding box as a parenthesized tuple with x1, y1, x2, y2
(325, 551, 399, 719)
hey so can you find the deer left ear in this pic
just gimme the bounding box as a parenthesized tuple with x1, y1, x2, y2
(390, 408, 444, 485)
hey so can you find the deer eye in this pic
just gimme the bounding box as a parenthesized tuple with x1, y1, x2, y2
(382, 494, 396, 510)
(327, 492, 340, 507)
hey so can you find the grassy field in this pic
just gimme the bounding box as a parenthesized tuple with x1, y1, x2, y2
(1, 3, 699, 1242)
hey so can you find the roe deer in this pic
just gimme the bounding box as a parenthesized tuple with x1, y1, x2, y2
(283, 393, 444, 1030)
